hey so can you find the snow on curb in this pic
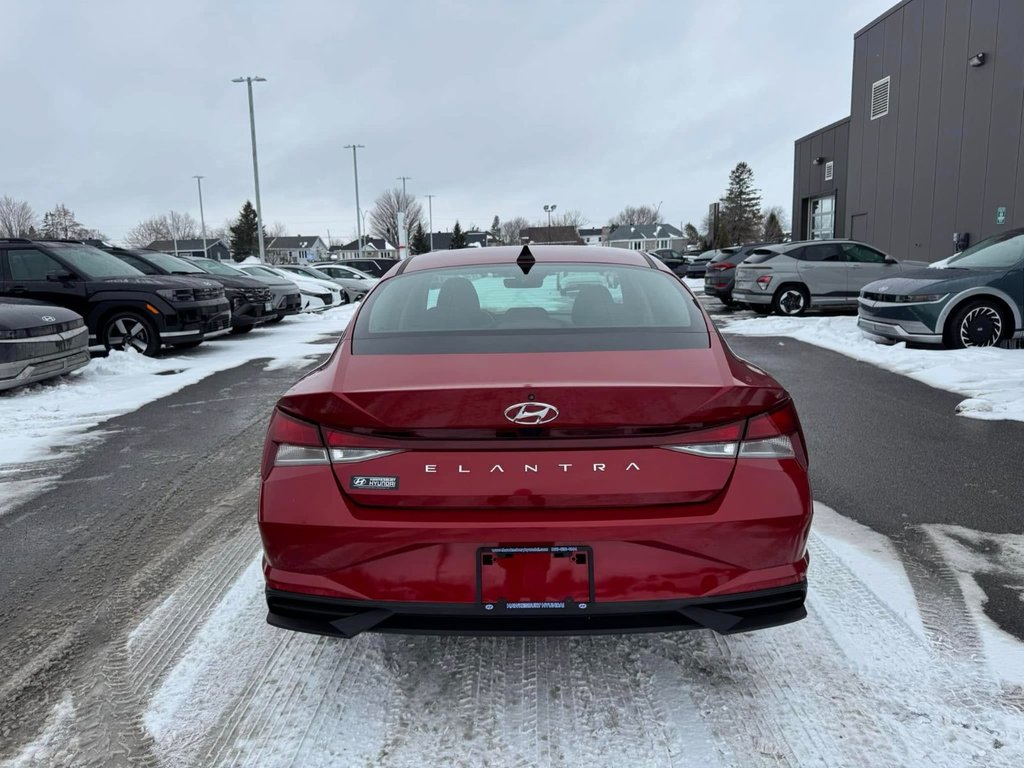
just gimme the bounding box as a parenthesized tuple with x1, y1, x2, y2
(724, 314, 1024, 422)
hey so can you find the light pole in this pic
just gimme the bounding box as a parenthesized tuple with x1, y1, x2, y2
(193, 175, 208, 257)
(345, 144, 365, 257)
(544, 203, 557, 242)
(231, 76, 267, 261)
(396, 176, 412, 259)
(426, 195, 435, 252)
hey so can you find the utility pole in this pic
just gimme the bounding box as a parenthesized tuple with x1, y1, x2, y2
(193, 175, 208, 257)
(231, 76, 268, 261)
(171, 211, 179, 258)
(426, 195, 435, 252)
(345, 144, 365, 257)
(396, 176, 412, 260)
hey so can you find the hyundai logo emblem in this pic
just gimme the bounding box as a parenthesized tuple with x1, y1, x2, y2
(41, 315, 56, 322)
(504, 402, 559, 425)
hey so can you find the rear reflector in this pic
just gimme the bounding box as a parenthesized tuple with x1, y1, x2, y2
(739, 435, 795, 459)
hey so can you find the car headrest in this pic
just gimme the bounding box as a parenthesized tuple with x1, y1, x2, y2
(571, 284, 615, 326)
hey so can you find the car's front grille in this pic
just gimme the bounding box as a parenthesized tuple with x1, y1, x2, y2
(242, 287, 272, 302)
(7, 317, 85, 340)
(194, 286, 224, 301)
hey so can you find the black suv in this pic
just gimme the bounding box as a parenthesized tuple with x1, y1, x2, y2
(0, 239, 231, 355)
(181, 257, 276, 333)
(104, 248, 280, 333)
(702, 243, 772, 306)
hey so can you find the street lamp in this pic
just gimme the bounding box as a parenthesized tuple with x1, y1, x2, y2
(544, 203, 557, 242)
(345, 144, 365, 257)
(193, 175, 208, 257)
(231, 76, 267, 261)
(425, 194, 435, 252)
(397, 176, 412, 259)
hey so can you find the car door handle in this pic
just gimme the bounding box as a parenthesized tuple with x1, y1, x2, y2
(9, 286, 27, 294)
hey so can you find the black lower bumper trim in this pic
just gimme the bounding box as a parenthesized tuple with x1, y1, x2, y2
(266, 582, 807, 638)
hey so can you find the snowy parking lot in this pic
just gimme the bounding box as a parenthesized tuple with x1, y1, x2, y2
(3, 290, 1024, 767)
(9, 505, 1023, 767)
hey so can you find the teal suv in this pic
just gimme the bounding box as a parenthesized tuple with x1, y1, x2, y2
(858, 229, 1024, 348)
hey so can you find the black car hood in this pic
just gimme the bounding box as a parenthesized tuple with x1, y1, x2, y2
(88, 275, 211, 291)
(0, 300, 83, 331)
(863, 266, 1009, 294)
(184, 274, 269, 290)
(242, 274, 298, 288)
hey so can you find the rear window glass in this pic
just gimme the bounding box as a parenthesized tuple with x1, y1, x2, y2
(352, 263, 709, 354)
(743, 249, 779, 264)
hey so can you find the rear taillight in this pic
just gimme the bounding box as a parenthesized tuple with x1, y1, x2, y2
(756, 275, 773, 291)
(262, 410, 404, 477)
(262, 408, 328, 478)
(710, 262, 736, 272)
(662, 402, 807, 466)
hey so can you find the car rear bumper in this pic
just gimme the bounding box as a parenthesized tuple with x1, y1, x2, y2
(731, 288, 772, 305)
(265, 580, 807, 637)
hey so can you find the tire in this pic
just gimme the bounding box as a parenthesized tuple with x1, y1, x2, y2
(231, 324, 254, 335)
(101, 311, 160, 356)
(267, 315, 285, 324)
(748, 304, 771, 316)
(720, 296, 736, 308)
(771, 285, 809, 316)
(340, 291, 351, 305)
(946, 299, 1005, 348)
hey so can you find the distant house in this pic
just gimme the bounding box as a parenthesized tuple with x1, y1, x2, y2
(266, 235, 329, 263)
(423, 231, 493, 250)
(520, 226, 584, 245)
(578, 227, 603, 246)
(605, 224, 686, 252)
(145, 238, 231, 261)
(330, 237, 399, 258)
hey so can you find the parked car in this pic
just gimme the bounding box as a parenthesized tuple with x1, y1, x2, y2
(858, 228, 1024, 348)
(275, 264, 370, 302)
(238, 265, 345, 311)
(181, 257, 277, 334)
(650, 249, 689, 277)
(702, 245, 767, 306)
(656, 248, 712, 278)
(323, 257, 397, 278)
(733, 240, 928, 316)
(107, 247, 300, 326)
(311, 262, 380, 299)
(259, 245, 811, 638)
(0, 298, 90, 390)
(0, 239, 230, 355)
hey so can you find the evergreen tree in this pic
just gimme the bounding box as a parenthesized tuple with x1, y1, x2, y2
(762, 211, 785, 243)
(489, 215, 501, 242)
(683, 222, 703, 248)
(411, 222, 430, 254)
(450, 220, 467, 249)
(229, 200, 260, 261)
(719, 162, 762, 245)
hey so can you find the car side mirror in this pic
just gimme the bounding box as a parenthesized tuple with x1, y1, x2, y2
(46, 270, 76, 282)
(884, 257, 897, 265)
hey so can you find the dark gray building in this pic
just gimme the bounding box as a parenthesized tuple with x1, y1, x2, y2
(793, 117, 850, 242)
(793, 0, 1024, 260)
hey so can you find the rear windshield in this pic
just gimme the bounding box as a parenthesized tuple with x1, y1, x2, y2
(743, 249, 780, 264)
(352, 263, 709, 354)
(709, 248, 740, 263)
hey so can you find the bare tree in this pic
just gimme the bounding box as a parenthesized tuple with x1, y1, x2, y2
(266, 221, 289, 238)
(369, 188, 424, 247)
(124, 211, 199, 247)
(761, 205, 789, 238)
(0, 196, 37, 237)
(39, 204, 86, 240)
(608, 204, 660, 227)
(499, 216, 530, 245)
(553, 208, 589, 229)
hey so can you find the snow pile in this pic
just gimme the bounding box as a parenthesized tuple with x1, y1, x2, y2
(0, 306, 355, 480)
(725, 315, 1024, 422)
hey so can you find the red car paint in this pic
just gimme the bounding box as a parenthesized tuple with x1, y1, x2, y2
(259, 246, 812, 636)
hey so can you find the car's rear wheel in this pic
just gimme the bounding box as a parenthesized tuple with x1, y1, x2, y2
(947, 299, 1005, 348)
(719, 296, 736, 308)
(102, 311, 160, 356)
(772, 286, 809, 316)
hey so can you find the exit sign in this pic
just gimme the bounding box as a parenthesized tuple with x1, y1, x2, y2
(996, 206, 1007, 224)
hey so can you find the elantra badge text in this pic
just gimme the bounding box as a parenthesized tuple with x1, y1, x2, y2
(504, 402, 559, 425)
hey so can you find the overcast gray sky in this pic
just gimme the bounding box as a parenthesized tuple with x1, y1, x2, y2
(2, 0, 895, 243)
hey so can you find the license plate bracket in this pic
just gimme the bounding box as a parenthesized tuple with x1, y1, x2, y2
(476, 546, 594, 612)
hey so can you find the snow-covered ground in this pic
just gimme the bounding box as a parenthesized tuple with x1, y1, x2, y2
(724, 314, 1024, 423)
(8, 502, 1022, 768)
(0, 307, 356, 514)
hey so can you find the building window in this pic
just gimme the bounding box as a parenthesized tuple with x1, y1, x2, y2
(870, 76, 890, 120)
(808, 195, 835, 240)
(630, 241, 642, 250)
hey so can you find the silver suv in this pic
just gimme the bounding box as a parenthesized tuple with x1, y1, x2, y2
(733, 240, 926, 316)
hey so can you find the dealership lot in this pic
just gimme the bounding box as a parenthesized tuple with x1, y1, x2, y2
(1, 300, 1022, 767)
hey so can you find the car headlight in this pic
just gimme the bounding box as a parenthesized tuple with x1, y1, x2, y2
(157, 288, 196, 303)
(893, 293, 948, 303)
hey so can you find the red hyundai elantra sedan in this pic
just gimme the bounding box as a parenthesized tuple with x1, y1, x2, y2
(259, 245, 812, 637)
